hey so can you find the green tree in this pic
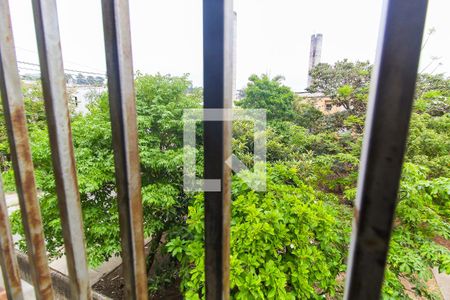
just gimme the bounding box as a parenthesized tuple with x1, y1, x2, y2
(10, 74, 202, 273)
(308, 59, 372, 116)
(292, 101, 323, 130)
(236, 74, 295, 121)
(0, 82, 49, 190)
(415, 73, 450, 99)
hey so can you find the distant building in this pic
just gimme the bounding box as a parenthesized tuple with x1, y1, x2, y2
(307, 33, 323, 88)
(296, 92, 345, 115)
(20, 72, 40, 82)
(299, 33, 344, 114)
(68, 86, 105, 114)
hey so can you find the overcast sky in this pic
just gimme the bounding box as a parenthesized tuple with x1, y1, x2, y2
(9, 0, 450, 91)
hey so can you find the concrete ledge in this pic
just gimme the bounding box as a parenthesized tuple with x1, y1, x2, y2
(433, 268, 450, 300)
(16, 251, 110, 300)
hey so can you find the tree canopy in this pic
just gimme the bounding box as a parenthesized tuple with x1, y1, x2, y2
(3, 70, 449, 299)
(307, 59, 372, 116)
(236, 74, 296, 122)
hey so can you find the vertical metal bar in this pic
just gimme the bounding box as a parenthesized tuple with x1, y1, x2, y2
(31, 0, 91, 299)
(100, 1, 147, 299)
(0, 176, 23, 300)
(0, 0, 54, 298)
(344, 0, 428, 299)
(203, 0, 233, 298)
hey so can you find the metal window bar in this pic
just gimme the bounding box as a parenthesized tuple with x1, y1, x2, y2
(0, 176, 22, 299)
(31, 0, 91, 299)
(0, 0, 431, 299)
(344, 0, 428, 299)
(0, 0, 54, 299)
(203, 0, 233, 298)
(101, 1, 148, 299)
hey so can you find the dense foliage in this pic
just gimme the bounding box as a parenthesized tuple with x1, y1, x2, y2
(236, 74, 296, 121)
(168, 165, 351, 299)
(3, 67, 450, 299)
(168, 71, 450, 299)
(8, 74, 201, 270)
(307, 59, 372, 116)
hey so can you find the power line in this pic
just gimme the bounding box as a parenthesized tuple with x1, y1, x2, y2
(15, 45, 106, 74)
(17, 60, 106, 77)
(18, 66, 42, 73)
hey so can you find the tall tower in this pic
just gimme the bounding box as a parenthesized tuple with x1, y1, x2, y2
(232, 11, 237, 101)
(307, 33, 323, 88)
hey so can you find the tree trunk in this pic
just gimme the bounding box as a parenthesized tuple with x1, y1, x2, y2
(146, 230, 164, 277)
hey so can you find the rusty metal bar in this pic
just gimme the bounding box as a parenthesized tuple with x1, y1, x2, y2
(344, 0, 428, 299)
(0, 176, 23, 300)
(0, 0, 54, 299)
(100, 1, 147, 299)
(203, 0, 233, 298)
(31, 0, 91, 299)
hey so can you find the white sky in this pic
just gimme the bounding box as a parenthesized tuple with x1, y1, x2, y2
(9, 0, 450, 92)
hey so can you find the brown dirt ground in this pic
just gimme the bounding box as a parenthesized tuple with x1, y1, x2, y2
(92, 264, 182, 300)
(434, 236, 450, 251)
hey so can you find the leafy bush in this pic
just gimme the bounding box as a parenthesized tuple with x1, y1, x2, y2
(168, 165, 350, 299)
